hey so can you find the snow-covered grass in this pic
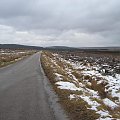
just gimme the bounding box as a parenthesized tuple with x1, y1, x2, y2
(54, 73, 63, 81)
(41, 51, 120, 120)
(103, 98, 118, 109)
(56, 81, 80, 91)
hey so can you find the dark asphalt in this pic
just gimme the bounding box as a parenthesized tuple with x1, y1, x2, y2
(0, 53, 55, 120)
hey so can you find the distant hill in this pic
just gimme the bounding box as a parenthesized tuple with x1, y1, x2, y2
(0, 44, 43, 50)
(45, 46, 120, 52)
(0, 44, 120, 52)
(77, 47, 120, 52)
(78, 47, 120, 49)
(45, 46, 79, 51)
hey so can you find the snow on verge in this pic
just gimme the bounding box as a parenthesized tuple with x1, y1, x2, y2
(103, 98, 118, 109)
(55, 81, 80, 91)
(54, 73, 63, 81)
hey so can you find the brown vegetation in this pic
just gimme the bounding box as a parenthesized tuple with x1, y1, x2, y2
(41, 51, 100, 120)
(0, 49, 36, 67)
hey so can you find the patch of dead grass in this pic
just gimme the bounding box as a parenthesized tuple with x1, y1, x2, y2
(41, 51, 100, 120)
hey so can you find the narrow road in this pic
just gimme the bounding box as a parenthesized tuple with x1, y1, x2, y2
(0, 53, 55, 120)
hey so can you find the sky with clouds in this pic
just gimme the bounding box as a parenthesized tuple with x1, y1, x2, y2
(0, 0, 120, 47)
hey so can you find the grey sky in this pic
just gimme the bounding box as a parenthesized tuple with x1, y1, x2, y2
(0, 0, 120, 47)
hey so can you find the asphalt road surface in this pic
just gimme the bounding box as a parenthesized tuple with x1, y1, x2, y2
(0, 53, 56, 120)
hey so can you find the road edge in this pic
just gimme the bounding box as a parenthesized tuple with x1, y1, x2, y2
(39, 52, 69, 120)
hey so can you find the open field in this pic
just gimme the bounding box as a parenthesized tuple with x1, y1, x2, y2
(41, 50, 120, 120)
(0, 49, 37, 67)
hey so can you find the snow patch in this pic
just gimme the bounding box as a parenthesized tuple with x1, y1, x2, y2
(103, 98, 118, 109)
(80, 95, 100, 111)
(54, 73, 63, 81)
(55, 81, 80, 91)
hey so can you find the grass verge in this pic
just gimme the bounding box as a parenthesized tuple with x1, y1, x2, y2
(40, 51, 100, 120)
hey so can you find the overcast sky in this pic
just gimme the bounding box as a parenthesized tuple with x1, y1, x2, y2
(0, 0, 120, 47)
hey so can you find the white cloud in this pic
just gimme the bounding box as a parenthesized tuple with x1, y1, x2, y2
(0, 24, 116, 47)
(0, 0, 120, 47)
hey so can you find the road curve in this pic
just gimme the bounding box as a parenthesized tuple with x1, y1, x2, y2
(0, 53, 55, 120)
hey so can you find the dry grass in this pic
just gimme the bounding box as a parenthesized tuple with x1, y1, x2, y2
(0, 49, 36, 67)
(40, 51, 100, 120)
(41, 50, 120, 119)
